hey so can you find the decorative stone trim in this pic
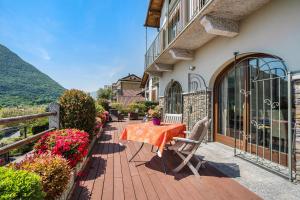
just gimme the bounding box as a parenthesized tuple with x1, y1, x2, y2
(200, 15, 239, 37)
(293, 80, 300, 181)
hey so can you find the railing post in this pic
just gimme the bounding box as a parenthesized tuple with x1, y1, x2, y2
(49, 102, 60, 129)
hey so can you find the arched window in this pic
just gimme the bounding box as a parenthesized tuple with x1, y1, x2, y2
(165, 81, 182, 114)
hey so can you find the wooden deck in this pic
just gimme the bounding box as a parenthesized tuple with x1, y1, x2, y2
(70, 121, 261, 200)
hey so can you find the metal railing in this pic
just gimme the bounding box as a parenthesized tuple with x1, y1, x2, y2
(145, 0, 208, 68)
(0, 103, 59, 164)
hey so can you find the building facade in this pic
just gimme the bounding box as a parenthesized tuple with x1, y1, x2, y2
(141, 73, 159, 102)
(112, 74, 145, 105)
(143, 0, 300, 181)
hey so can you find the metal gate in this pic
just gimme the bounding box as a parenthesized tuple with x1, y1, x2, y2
(187, 73, 208, 131)
(232, 54, 294, 180)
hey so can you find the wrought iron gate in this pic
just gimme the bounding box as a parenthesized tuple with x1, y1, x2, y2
(232, 54, 294, 180)
(187, 73, 208, 131)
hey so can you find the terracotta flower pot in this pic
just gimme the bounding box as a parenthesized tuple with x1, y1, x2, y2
(152, 118, 161, 126)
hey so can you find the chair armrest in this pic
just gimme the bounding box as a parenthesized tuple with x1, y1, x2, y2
(183, 131, 191, 135)
(173, 137, 199, 144)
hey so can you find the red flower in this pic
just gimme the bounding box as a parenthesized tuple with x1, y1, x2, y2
(34, 129, 90, 168)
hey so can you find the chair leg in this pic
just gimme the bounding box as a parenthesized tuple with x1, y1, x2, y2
(173, 151, 201, 177)
(173, 152, 193, 173)
(186, 161, 200, 177)
(195, 157, 206, 170)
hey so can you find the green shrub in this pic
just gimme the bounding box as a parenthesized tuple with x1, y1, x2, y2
(110, 102, 124, 113)
(11, 154, 71, 200)
(95, 103, 105, 116)
(0, 167, 45, 200)
(137, 101, 159, 111)
(59, 89, 96, 135)
(97, 98, 110, 111)
(128, 102, 147, 115)
(31, 121, 49, 135)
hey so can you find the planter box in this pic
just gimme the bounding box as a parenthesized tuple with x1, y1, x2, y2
(57, 127, 103, 200)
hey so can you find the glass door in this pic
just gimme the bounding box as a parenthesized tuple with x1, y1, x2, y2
(215, 56, 290, 167)
(217, 61, 248, 149)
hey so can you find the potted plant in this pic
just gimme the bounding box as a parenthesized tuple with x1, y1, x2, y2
(148, 106, 161, 125)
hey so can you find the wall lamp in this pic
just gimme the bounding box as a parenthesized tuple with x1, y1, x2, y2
(189, 66, 196, 71)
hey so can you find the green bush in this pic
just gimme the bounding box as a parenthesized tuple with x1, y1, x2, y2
(110, 102, 124, 113)
(97, 98, 110, 111)
(11, 154, 71, 200)
(95, 103, 105, 116)
(137, 101, 159, 111)
(0, 167, 45, 200)
(59, 89, 96, 135)
(128, 102, 147, 115)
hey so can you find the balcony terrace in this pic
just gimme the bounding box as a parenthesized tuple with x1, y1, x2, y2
(144, 0, 270, 76)
(69, 120, 261, 200)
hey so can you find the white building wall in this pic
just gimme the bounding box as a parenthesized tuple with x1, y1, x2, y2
(159, 0, 300, 96)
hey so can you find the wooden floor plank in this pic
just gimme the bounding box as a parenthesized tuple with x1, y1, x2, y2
(90, 134, 109, 200)
(128, 141, 159, 200)
(101, 131, 114, 200)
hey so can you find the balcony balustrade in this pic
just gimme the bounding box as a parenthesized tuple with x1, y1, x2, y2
(145, 0, 207, 69)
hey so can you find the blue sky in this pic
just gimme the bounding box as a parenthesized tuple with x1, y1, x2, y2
(0, 0, 156, 92)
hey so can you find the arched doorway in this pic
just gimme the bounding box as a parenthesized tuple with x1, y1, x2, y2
(165, 81, 183, 114)
(213, 53, 291, 169)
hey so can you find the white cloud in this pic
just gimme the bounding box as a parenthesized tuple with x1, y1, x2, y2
(37, 48, 51, 60)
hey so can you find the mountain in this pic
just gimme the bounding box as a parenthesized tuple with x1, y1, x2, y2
(0, 44, 65, 107)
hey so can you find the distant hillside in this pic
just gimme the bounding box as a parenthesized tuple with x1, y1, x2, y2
(0, 44, 65, 107)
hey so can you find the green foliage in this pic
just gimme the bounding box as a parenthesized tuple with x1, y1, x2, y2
(148, 105, 161, 119)
(0, 137, 34, 156)
(128, 102, 147, 115)
(110, 102, 124, 113)
(0, 105, 47, 128)
(0, 44, 65, 107)
(142, 101, 159, 110)
(0, 167, 45, 200)
(59, 89, 96, 135)
(96, 88, 113, 100)
(11, 154, 71, 200)
(97, 98, 110, 111)
(95, 103, 105, 116)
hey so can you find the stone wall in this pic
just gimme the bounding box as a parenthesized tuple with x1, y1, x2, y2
(182, 91, 212, 141)
(293, 80, 300, 181)
(159, 97, 165, 119)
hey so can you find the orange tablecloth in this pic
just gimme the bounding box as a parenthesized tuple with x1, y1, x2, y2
(120, 122, 186, 153)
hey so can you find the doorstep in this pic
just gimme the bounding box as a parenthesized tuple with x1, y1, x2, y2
(196, 142, 300, 200)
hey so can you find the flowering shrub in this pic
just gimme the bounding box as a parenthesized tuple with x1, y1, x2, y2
(10, 154, 71, 200)
(34, 129, 89, 168)
(94, 119, 103, 134)
(148, 106, 161, 119)
(0, 167, 45, 200)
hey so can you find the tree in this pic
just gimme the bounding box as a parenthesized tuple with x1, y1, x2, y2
(97, 88, 113, 100)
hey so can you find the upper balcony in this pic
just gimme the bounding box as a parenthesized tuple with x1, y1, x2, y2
(144, 0, 270, 75)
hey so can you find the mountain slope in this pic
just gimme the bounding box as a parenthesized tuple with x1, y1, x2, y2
(0, 44, 65, 107)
